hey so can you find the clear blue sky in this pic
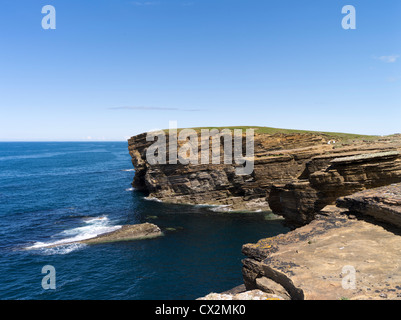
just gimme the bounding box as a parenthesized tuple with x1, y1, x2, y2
(0, 0, 400, 141)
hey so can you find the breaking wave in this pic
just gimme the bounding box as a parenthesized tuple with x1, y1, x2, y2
(25, 216, 121, 254)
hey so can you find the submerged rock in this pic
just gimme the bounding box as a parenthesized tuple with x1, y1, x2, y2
(145, 215, 158, 220)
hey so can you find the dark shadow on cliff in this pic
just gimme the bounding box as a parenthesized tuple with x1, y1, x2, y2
(342, 210, 401, 237)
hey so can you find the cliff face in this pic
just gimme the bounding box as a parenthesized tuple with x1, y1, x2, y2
(337, 183, 401, 228)
(128, 129, 401, 225)
(128, 131, 333, 211)
(269, 149, 401, 226)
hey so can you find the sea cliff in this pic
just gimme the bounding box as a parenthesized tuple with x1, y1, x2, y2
(128, 127, 401, 300)
(128, 128, 401, 224)
(129, 128, 338, 213)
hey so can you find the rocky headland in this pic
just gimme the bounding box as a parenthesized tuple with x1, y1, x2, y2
(128, 127, 401, 300)
(128, 128, 337, 213)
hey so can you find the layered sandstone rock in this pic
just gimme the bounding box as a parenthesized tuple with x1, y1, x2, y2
(337, 183, 401, 228)
(129, 129, 401, 225)
(242, 205, 401, 300)
(128, 130, 335, 211)
(268, 146, 401, 226)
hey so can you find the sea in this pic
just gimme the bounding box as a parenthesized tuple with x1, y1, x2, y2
(0, 142, 289, 300)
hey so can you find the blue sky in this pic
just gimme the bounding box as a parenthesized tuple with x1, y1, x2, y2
(0, 0, 400, 141)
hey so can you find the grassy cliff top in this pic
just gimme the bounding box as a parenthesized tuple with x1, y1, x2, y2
(165, 126, 380, 143)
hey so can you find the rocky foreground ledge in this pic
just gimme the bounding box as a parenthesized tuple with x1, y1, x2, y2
(337, 183, 401, 228)
(241, 185, 401, 300)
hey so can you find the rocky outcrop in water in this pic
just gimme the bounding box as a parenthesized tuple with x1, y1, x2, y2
(79, 223, 162, 245)
(39, 223, 163, 248)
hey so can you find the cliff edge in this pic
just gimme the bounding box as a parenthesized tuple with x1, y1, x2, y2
(128, 127, 401, 225)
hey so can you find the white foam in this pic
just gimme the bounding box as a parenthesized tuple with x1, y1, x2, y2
(122, 169, 135, 172)
(82, 216, 108, 223)
(144, 197, 163, 203)
(209, 205, 232, 212)
(25, 215, 121, 253)
(38, 243, 87, 255)
(125, 187, 135, 191)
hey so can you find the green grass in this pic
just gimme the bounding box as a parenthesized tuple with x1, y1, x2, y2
(164, 126, 380, 143)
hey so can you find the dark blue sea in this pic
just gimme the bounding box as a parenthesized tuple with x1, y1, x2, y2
(0, 142, 289, 300)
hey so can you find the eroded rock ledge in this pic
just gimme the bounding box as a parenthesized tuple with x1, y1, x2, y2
(270, 149, 401, 226)
(242, 196, 401, 300)
(337, 183, 401, 228)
